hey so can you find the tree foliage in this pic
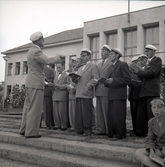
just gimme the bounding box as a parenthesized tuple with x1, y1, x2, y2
(5, 84, 26, 108)
(160, 66, 165, 100)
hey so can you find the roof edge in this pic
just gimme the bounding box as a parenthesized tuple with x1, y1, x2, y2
(1, 38, 83, 55)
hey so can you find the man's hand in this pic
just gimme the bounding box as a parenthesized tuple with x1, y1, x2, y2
(149, 149, 155, 158)
(162, 146, 165, 156)
(105, 78, 113, 85)
(131, 68, 138, 74)
(163, 158, 165, 164)
(47, 83, 54, 87)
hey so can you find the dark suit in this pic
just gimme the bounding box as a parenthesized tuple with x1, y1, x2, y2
(105, 60, 131, 138)
(128, 70, 142, 134)
(75, 62, 99, 134)
(135, 56, 162, 136)
(52, 71, 70, 129)
(95, 58, 112, 134)
(43, 66, 55, 128)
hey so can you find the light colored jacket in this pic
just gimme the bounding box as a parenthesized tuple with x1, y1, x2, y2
(76, 62, 99, 99)
(52, 71, 70, 101)
(95, 58, 112, 97)
(25, 45, 60, 90)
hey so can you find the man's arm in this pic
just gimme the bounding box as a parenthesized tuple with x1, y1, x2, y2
(34, 49, 64, 65)
(86, 64, 99, 90)
(105, 63, 131, 87)
(137, 57, 162, 78)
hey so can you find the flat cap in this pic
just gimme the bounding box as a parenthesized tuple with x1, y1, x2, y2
(30, 32, 43, 42)
(81, 48, 92, 55)
(131, 56, 139, 62)
(111, 48, 122, 57)
(145, 44, 157, 51)
(102, 44, 111, 52)
(138, 54, 148, 59)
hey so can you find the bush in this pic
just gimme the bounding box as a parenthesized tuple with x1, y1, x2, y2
(160, 67, 165, 100)
(5, 84, 26, 109)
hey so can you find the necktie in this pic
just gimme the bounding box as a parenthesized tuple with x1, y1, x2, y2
(102, 60, 105, 66)
(58, 73, 61, 80)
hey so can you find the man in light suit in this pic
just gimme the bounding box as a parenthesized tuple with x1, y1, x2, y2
(94, 45, 112, 135)
(132, 44, 162, 137)
(19, 32, 63, 138)
(75, 48, 99, 136)
(52, 62, 70, 131)
(104, 48, 131, 139)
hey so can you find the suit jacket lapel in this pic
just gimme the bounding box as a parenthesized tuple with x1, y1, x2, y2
(158, 115, 165, 139)
(151, 118, 160, 136)
(79, 62, 91, 76)
(54, 74, 58, 84)
(57, 72, 64, 83)
(100, 58, 111, 73)
(108, 60, 119, 78)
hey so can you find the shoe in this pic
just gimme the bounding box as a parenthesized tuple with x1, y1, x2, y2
(69, 128, 75, 132)
(19, 132, 25, 136)
(83, 132, 91, 136)
(47, 126, 51, 130)
(25, 135, 41, 139)
(130, 132, 136, 137)
(61, 127, 67, 131)
(108, 137, 119, 141)
(93, 132, 106, 135)
(52, 127, 60, 130)
(113, 134, 125, 140)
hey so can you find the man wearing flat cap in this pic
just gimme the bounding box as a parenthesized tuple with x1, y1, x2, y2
(104, 48, 131, 139)
(94, 44, 113, 135)
(19, 31, 65, 138)
(75, 48, 99, 136)
(132, 44, 162, 137)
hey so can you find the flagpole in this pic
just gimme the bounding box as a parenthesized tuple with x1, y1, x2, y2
(128, 0, 130, 22)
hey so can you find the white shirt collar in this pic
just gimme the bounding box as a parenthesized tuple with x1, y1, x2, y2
(103, 57, 109, 64)
(33, 44, 41, 49)
(112, 60, 118, 65)
(148, 56, 155, 62)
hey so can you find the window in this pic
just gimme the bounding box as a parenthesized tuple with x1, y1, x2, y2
(8, 63, 13, 76)
(144, 26, 159, 51)
(15, 62, 20, 75)
(124, 29, 137, 63)
(23, 61, 28, 74)
(106, 32, 117, 48)
(90, 35, 99, 62)
(7, 85, 11, 96)
(69, 55, 76, 61)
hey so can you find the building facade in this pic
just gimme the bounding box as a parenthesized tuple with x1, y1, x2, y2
(1, 5, 165, 98)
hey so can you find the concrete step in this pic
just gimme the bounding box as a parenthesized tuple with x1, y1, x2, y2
(0, 142, 138, 167)
(0, 114, 22, 119)
(0, 157, 43, 167)
(0, 131, 138, 164)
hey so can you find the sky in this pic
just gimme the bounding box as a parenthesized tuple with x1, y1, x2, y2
(0, 0, 165, 82)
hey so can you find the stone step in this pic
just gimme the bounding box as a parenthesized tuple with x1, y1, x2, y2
(0, 114, 22, 119)
(0, 157, 43, 167)
(0, 131, 138, 164)
(0, 142, 138, 167)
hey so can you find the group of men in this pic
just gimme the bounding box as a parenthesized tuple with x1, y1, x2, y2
(19, 31, 162, 141)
